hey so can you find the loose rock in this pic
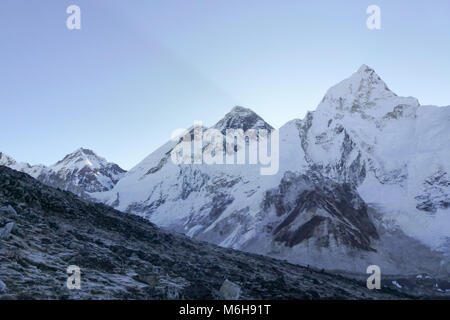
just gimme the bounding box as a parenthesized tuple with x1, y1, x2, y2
(0, 280, 7, 293)
(0, 222, 14, 239)
(0, 205, 17, 216)
(219, 279, 241, 300)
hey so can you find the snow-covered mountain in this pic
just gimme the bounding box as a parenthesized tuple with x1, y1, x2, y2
(0, 152, 46, 177)
(214, 106, 274, 133)
(304, 65, 450, 247)
(0, 148, 126, 198)
(93, 65, 450, 276)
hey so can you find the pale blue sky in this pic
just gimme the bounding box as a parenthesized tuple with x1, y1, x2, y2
(1, 0, 449, 169)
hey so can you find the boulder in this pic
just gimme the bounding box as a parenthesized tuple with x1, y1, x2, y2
(219, 279, 240, 300)
(0, 280, 6, 293)
(165, 285, 180, 300)
(0, 222, 14, 239)
(0, 205, 18, 216)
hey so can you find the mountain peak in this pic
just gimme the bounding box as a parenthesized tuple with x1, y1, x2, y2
(73, 147, 98, 157)
(327, 64, 393, 97)
(48, 148, 126, 195)
(1, 149, 126, 196)
(357, 64, 374, 74)
(353, 64, 386, 86)
(316, 64, 407, 117)
(54, 148, 109, 171)
(348, 64, 388, 87)
(213, 106, 273, 132)
(0, 152, 46, 178)
(0, 152, 17, 167)
(229, 105, 253, 113)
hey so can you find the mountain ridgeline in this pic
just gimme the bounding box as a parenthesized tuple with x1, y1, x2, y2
(0, 148, 126, 198)
(2, 65, 450, 279)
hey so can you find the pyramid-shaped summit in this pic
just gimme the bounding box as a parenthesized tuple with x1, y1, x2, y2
(316, 64, 419, 117)
(323, 64, 395, 100)
(213, 106, 273, 133)
(55, 147, 105, 168)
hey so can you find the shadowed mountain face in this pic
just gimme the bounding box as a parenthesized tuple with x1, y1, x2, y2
(0, 165, 408, 300)
(264, 171, 379, 252)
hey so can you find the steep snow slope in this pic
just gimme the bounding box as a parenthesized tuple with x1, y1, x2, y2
(302, 65, 450, 251)
(95, 65, 449, 275)
(0, 149, 126, 198)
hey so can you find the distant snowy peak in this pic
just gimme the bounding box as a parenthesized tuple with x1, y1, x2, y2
(317, 64, 419, 118)
(41, 148, 127, 195)
(0, 148, 126, 197)
(0, 152, 17, 167)
(53, 148, 111, 171)
(213, 106, 274, 133)
(0, 152, 45, 178)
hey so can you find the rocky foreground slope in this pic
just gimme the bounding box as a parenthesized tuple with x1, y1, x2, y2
(0, 165, 411, 300)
